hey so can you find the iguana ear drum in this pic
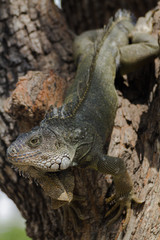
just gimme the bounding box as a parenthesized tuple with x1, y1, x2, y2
(60, 156, 71, 170)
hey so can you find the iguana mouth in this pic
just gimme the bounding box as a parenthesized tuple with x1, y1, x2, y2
(36, 155, 71, 171)
(7, 144, 72, 171)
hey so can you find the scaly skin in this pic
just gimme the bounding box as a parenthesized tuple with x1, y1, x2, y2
(7, 9, 160, 228)
(14, 164, 75, 208)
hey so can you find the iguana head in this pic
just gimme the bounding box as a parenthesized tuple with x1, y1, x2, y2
(7, 123, 77, 172)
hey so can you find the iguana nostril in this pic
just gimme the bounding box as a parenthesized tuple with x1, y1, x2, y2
(11, 148, 17, 154)
(7, 146, 17, 157)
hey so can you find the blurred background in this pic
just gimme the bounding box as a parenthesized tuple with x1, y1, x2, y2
(0, 190, 30, 240)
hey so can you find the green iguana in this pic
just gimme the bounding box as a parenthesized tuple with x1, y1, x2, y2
(7, 9, 160, 228)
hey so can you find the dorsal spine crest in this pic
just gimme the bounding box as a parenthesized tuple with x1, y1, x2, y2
(45, 9, 133, 122)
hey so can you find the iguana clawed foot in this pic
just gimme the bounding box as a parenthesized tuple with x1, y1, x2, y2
(105, 192, 144, 229)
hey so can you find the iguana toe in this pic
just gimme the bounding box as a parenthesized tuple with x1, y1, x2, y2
(105, 193, 144, 229)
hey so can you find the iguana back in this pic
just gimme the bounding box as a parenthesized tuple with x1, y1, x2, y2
(45, 10, 135, 141)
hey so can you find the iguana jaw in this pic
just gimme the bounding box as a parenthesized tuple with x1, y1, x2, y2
(7, 144, 74, 172)
(7, 153, 72, 175)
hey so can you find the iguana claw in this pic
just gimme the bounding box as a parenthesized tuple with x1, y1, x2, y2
(105, 193, 144, 229)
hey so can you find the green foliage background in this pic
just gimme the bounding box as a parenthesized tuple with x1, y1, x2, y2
(0, 227, 31, 240)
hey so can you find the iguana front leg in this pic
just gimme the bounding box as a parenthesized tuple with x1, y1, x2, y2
(63, 195, 88, 232)
(90, 155, 143, 229)
(37, 169, 87, 229)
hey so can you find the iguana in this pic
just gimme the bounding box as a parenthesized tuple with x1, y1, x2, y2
(7, 9, 160, 228)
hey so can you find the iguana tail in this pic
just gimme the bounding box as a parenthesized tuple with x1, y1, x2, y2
(93, 9, 135, 66)
(104, 9, 135, 35)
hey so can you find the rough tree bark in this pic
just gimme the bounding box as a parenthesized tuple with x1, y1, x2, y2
(0, 0, 160, 239)
(62, 0, 158, 33)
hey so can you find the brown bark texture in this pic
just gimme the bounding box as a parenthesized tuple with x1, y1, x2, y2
(0, 0, 160, 239)
(62, 0, 158, 33)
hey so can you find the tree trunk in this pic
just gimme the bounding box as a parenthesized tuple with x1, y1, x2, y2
(62, 0, 158, 33)
(0, 0, 160, 239)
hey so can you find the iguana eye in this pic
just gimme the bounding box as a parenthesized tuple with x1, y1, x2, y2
(28, 136, 42, 148)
